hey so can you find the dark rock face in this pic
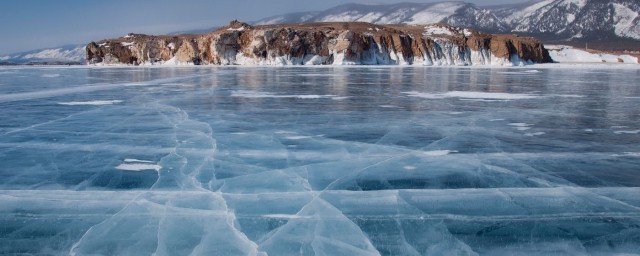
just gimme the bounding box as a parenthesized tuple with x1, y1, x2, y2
(86, 21, 552, 66)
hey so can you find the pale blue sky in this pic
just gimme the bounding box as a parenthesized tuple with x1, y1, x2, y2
(0, 0, 530, 55)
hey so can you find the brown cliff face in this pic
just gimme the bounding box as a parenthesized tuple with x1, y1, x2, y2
(86, 21, 552, 66)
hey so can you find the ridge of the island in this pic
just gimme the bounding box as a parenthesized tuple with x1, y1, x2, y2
(86, 20, 553, 66)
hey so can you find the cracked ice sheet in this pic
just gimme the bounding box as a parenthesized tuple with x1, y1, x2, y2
(1, 66, 640, 255)
(69, 192, 261, 256)
(2, 188, 640, 255)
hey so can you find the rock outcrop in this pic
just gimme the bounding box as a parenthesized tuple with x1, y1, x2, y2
(86, 21, 552, 66)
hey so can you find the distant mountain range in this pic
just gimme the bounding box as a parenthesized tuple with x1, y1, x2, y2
(257, 0, 640, 42)
(257, 2, 508, 33)
(0, 45, 85, 65)
(1, 0, 638, 64)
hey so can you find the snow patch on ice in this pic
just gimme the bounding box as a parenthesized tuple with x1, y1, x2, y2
(58, 100, 123, 106)
(262, 214, 311, 219)
(614, 130, 640, 135)
(404, 91, 539, 100)
(509, 123, 533, 131)
(422, 150, 457, 157)
(284, 135, 316, 140)
(115, 158, 161, 171)
(231, 90, 344, 100)
(611, 152, 640, 157)
(497, 70, 542, 75)
(115, 163, 161, 172)
(124, 158, 155, 164)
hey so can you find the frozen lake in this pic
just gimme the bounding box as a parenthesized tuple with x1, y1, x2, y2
(1, 65, 640, 255)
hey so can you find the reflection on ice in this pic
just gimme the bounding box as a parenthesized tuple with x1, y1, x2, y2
(1, 66, 639, 255)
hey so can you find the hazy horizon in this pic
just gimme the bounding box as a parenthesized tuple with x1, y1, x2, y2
(0, 0, 533, 55)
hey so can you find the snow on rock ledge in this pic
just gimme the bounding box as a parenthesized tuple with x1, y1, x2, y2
(86, 21, 552, 66)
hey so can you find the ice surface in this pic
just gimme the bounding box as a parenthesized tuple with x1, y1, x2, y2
(1, 66, 640, 255)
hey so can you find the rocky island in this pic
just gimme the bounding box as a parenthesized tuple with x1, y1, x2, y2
(86, 20, 552, 66)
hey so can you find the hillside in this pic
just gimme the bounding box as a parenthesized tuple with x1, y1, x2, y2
(86, 21, 551, 66)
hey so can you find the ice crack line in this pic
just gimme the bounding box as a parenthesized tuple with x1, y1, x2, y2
(150, 102, 217, 191)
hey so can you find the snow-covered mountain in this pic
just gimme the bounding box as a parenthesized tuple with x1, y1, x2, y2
(257, 0, 640, 41)
(493, 0, 640, 40)
(0, 45, 85, 64)
(257, 2, 508, 33)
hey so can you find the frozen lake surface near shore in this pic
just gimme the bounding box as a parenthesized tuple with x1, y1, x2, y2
(1, 66, 639, 255)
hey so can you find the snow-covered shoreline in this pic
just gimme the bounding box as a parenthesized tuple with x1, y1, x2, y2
(546, 45, 639, 64)
(2, 62, 638, 71)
